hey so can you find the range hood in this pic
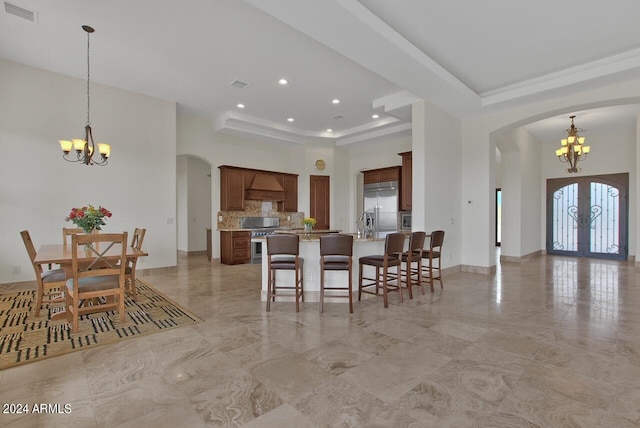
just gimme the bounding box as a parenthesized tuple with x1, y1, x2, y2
(245, 173, 285, 201)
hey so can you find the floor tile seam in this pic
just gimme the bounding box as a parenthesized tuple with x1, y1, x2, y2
(531, 339, 620, 367)
(498, 376, 622, 423)
(522, 361, 625, 407)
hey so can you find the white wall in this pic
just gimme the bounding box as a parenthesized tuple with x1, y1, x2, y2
(177, 154, 211, 252)
(413, 101, 462, 270)
(176, 156, 188, 251)
(499, 132, 522, 258)
(498, 128, 543, 258)
(187, 156, 212, 251)
(0, 59, 177, 283)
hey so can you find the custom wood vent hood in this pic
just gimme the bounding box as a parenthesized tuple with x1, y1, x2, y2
(245, 173, 286, 201)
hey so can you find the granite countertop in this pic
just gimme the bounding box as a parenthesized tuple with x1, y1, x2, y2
(274, 229, 342, 234)
(252, 233, 384, 242)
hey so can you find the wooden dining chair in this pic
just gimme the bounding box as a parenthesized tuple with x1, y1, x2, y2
(422, 230, 445, 291)
(400, 231, 427, 298)
(358, 232, 405, 308)
(21, 230, 66, 317)
(62, 227, 84, 246)
(123, 228, 146, 300)
(65, 232, 128, 333)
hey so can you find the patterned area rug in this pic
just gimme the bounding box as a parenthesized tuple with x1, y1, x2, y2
(0, 278, 201, 370)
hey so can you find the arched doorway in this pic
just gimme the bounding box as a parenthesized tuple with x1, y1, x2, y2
(546, 173, 628, 260)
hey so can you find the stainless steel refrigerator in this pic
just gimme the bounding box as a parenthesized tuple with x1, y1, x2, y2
(363, 181, 399, 237)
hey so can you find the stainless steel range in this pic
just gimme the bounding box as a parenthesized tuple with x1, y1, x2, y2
(241, 217, 280, 263)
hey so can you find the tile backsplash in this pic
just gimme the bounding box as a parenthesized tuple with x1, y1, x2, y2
(217, 200, 304, 229)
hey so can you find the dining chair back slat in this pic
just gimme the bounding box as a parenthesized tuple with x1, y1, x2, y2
(65, 232, 128, 333)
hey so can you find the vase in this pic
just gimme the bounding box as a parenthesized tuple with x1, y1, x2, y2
(304, 224, 313, 232)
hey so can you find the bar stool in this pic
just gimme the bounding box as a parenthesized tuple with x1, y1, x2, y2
(266, 234, 304, 312)
(358, 232, 405, 308)
(319, 234, 354, 313)
(400, 231, 427, 299)
(422, 230, 445, 291)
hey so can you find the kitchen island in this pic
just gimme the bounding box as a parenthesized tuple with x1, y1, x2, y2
(256, 234, 393, 303)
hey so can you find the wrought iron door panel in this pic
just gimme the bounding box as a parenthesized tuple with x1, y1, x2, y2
(551, 183, 578, 252)
(547, 174, 628, 260)
(589, 182, 619, 255)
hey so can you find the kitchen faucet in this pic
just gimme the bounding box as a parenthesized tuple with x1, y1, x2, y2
(358, 212, 375, 238)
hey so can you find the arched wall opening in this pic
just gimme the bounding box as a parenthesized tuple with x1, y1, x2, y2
(486, 97, 640, 263)
(176, 154, 213, 254)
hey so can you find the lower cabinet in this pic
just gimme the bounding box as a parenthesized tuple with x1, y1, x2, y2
(220, 231, 251, 265)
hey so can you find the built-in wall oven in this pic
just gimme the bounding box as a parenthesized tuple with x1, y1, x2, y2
(241, 217, 279, 264)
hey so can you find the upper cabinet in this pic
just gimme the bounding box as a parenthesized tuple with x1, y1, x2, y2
(362, 166, 400, 184)
(399, 152, 412, 211)
(278, 174, 298, 212)
(219, 165, 298, 212)
(220, 166, 245, 211)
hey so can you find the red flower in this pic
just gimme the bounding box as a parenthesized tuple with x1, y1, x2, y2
(65, 205, 111, 233)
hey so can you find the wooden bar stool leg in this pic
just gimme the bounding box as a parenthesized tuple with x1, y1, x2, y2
(418, 259, 425, 295)
(382, 265, 389, 308)
(358, 263, 363, 301)
(295, 266, 300, 312)
(397, 265, 403, 303)
(348, 266, 353, 313)
(300, 265, 305, 302)
(266, 268, 272, 311)
(320, 264, 325, 313)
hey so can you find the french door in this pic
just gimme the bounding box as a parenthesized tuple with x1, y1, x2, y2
(546, 173, 628, 260)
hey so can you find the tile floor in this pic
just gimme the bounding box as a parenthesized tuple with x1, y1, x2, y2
(1, 253, 639, 427)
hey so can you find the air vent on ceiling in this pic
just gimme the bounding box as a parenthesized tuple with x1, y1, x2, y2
(229, 79, 249, 89)
(4, 1, 37, 22)
(332, 115, 345, 120)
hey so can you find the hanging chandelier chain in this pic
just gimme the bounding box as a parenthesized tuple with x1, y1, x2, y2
(59, 25, 109, 166)
(86, 28, 91, 126)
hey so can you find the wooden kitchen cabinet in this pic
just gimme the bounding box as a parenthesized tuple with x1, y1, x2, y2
(219, 166, 245, 211)
(363, 166, 401, 184)
(220, 230, 251, 265)
(219, 165, 298, 211)
(399, 151, 412, 210)
(278, 173, 298, 212)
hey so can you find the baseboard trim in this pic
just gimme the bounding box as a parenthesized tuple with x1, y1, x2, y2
(461, 264, 496, 275)
(500, 250, 542, 264)
(177, 250, 207, 257)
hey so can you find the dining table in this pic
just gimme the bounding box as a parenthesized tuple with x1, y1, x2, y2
(33, 243, 148, 320)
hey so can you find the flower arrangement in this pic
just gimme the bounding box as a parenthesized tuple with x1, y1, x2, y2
(302, 217, 317, 230)
(65, 205, 112, 234)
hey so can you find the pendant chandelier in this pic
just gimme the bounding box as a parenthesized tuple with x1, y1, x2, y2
(555, 115, 590, 173)
(59, 25, 110, 166)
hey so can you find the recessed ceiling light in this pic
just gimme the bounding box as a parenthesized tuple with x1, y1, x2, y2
(372, 114, 380, 119)
(287, 117, 295, 122)
(278, 78, 289, 85)
(332, 99, 340, 104)
(326, 129, 333, 132)
(237, 103, 245, 109)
